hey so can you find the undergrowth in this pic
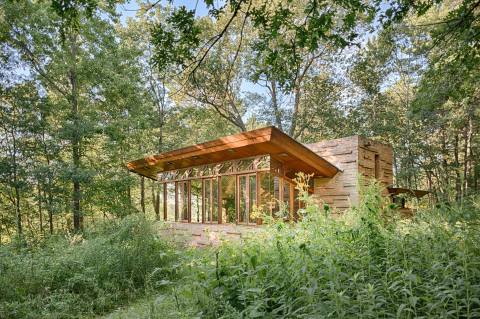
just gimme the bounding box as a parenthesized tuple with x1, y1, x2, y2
(0, 215, 178, 319)
(2, 181, 480, 319)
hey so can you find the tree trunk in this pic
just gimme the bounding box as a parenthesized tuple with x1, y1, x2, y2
(289, 86, 301, 137)
(11, 120, 22, 236)
(68, 33, 82, 232)
(463, 125, 469, 197)
(140, 176, 146, 214)
(270, 80, 283, 131)
(38, 183, 43, 235)
(15, 183, 22, 236)
(127, 185, 132, 206)
(44, 188, 54, 235)
(454, 133, 461, 201)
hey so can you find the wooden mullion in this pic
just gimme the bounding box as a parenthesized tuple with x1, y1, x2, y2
(210, 179, 213, 223)
(246, 175, 250, 224)
(202, 179, 205, 223)
(217, 176, 222, 224)
(256, 172, 260, 209)
(289, 182, 294, 221)
(174, 181, 178, 221)
(188, 180, 191, 222)
(163, 183, 167, 221)
(236, 175, 240, 224)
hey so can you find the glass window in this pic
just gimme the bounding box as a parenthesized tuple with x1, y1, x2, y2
(259, 172, 274, 215)
(249, 175, 257, 223)
(273, 176, 280, 214)
(204, 178, 218, 223)
(157, 183, 164, 221)
(191, 180, 202, 223)
(212, 178, 218, 222)
(239, 175, 248, 223)
(283, 180, 291, 219)
(204, 179, 212, 223)
(179, 181, 189, 221)
(221, 176, 236, 223)
(166, 183, 176, 221)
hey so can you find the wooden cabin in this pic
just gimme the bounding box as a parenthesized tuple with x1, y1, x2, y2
(127, 126, 424, 245)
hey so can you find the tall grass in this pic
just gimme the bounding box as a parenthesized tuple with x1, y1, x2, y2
(0, 215, 178, 319)
(165, 181, 480, 318)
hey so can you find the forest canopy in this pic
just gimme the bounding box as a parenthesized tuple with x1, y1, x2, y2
(0, 0, 479, 237)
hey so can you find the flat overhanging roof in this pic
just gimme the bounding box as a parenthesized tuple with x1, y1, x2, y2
(127, 126, 339, 180)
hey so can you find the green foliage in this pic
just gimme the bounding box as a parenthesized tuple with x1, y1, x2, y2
(0, 215, 178, 319)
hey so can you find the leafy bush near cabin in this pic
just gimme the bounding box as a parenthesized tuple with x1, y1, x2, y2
(0, 215, 178, 319)
(159, 182, 480, 318)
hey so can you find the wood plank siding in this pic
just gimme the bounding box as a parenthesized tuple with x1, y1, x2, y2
(306, 136, 393, 210)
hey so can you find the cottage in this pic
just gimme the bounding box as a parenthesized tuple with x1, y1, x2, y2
(127, 126, 425, 244)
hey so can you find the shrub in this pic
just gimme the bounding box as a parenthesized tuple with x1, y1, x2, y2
(0, 215, 177, 319)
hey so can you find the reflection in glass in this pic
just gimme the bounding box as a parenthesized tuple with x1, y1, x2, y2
(221, 176, 236, 223)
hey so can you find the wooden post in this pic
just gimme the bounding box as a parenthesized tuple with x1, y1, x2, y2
(236, 175, 240, 223)
(289, 183, 294, 221)
(163, 183, 167, 221)
(246, 175, 250, 224)
(174, 181, 178, 221)
(187, 180, 191, 223)
(217, 176, 222, 224)
(201, 179, 205, 223)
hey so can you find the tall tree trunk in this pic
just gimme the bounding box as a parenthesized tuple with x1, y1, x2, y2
(454, 133, 461, 201)
(441, 132, 449, 200)
(463, 125, 469, 197)
(11, 118, 22, 236)
(38, 183, 43, 235)
(68, 33, 82, 232)
(140, 176, 146, 214)
(44, 189, 54, 235)
(290, 86, 301, 137)
(69, 34, 83, 232)
(127, 185, 132, 206)
(269, 80, 283, 131)
(14, 183, 22, 236)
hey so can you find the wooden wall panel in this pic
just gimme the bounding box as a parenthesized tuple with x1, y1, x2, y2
(306, 136, 359, 209)
(306, 136, 394, 211)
